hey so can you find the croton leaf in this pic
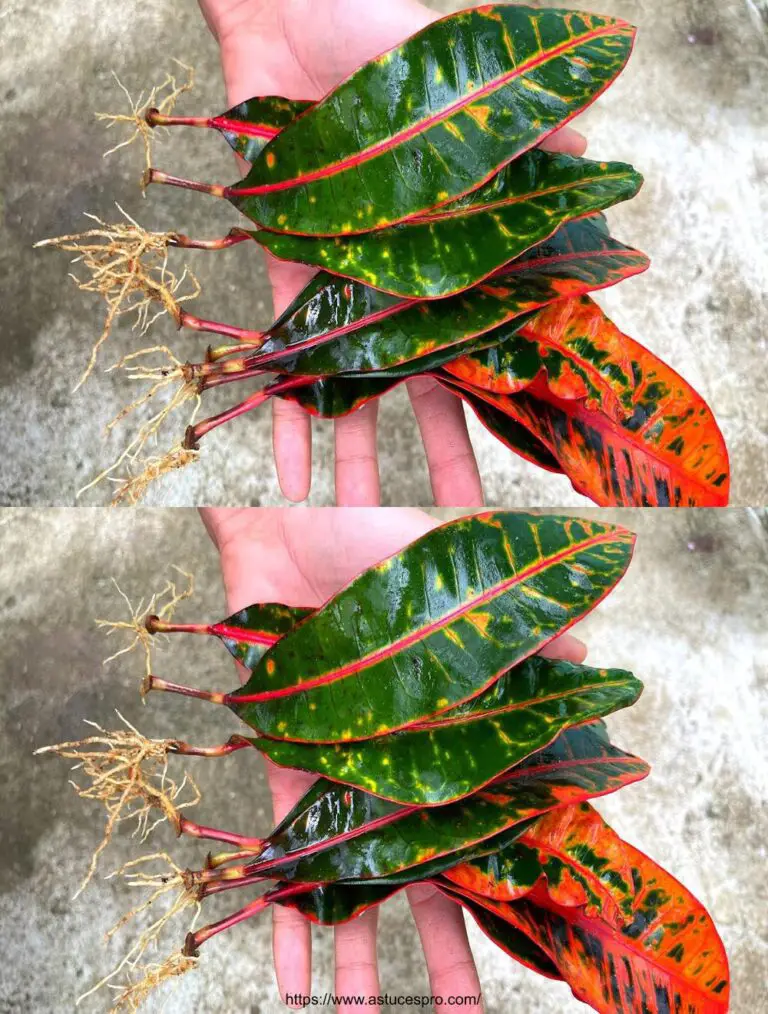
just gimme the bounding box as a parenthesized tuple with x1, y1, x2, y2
(248, 151, 642, 298)
(446, 835, 730, 1014)
(230, 6, 636, 235)
(243, 215, 648, 377)
(213, 602, 313, 671)
(253, 724, 648, 884)
(246, 657, 642, 805)
(443, 292, 645, 420)
(228, 512, 636, 743)
(444, 802, 637, 928)
(450, 384, 562, 473)
(214, 97, 314, 164)
(439, 887, 562, 980)
(442, 297, 730, 505)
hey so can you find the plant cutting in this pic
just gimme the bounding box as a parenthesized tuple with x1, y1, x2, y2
(40, 511, 730, 1012)
(38, 5, 729, 505)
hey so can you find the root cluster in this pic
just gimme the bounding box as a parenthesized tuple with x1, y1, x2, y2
(96, 566, 195, 679)
(35, 714, 200, 895)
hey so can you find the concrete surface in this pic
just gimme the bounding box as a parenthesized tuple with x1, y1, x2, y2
(0, 506, 766, 1013)
(1, 1, 767, 506)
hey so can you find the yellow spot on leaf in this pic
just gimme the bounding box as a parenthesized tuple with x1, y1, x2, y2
(443, 120, 464, 142)
(434, 67, 444, 84)
(266, 659, 276, 676)
(466, 104, 492, 129)
(466, 610, 493, 636)
(266, 152, 276, 169)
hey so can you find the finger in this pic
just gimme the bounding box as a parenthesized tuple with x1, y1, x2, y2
(407, 377, 484, 507)
(540, 124, 588, 156)
(272, 397, 312, 502)
(334, 908, 381, 1012)
(539, 631, 588, 663)
(266, 760, 316, 1006)
(334, 400, 381, 506)
(407, 883, 483, 1008)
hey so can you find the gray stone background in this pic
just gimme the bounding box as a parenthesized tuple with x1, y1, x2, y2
(0, 506, 766, 1013)
(1, 0, 767, 507)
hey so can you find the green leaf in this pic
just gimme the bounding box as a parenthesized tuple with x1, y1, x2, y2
(229, 511, 636, 743)
(243, 215, 648, 377)
(271, 881, 404, 925)
(249, 723, 648, 883)
(247, 151, 643, 298)
(215, 96, 314, 164)
(217, 602, 313, 671)
(245, 657, 643, 805)
(230, 6, 636, 235)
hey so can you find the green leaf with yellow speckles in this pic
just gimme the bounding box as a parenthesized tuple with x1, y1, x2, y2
(247, 151, 643, 299)
(442, 812, 731, 1014)
(440, 297, 731, 506)
(226, 512, 636, 746)
(216, 602, 313, 671)
(233, 215, 648, 377)
(244, 656, 643, 805)
(241, 723, 648, 885)
(228, 6, 636, 236)
(213, 97, 314, 164)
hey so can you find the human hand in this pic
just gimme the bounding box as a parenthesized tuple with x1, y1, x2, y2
(197, 0, 588, 507)
(201, 506, 588, 1009)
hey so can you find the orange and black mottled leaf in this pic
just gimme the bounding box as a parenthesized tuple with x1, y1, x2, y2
(491, 845, 728, 1012)
(249, 151, 642, 298)
(244, 657, 642, 805)
(229, 511, 636, 745)
(231, 6, 636, 235)
(439, 298, 730, 505)
(445, 803, 636, 927)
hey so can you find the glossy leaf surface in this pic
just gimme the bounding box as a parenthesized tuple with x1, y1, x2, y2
(250, 213, 647, 375)
(272, 881, 403, 925)
(230, 512, 636, 743)
(249, 151, 642, 298)
(232, 6, 635, 235)
(246, 657, 642, 805)
(216, 96, 313, 163)
(250, 725, 647, 884)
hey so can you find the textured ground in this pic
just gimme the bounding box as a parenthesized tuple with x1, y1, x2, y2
(0, 507, 766, 1013)
(1, 0, 767, 506)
